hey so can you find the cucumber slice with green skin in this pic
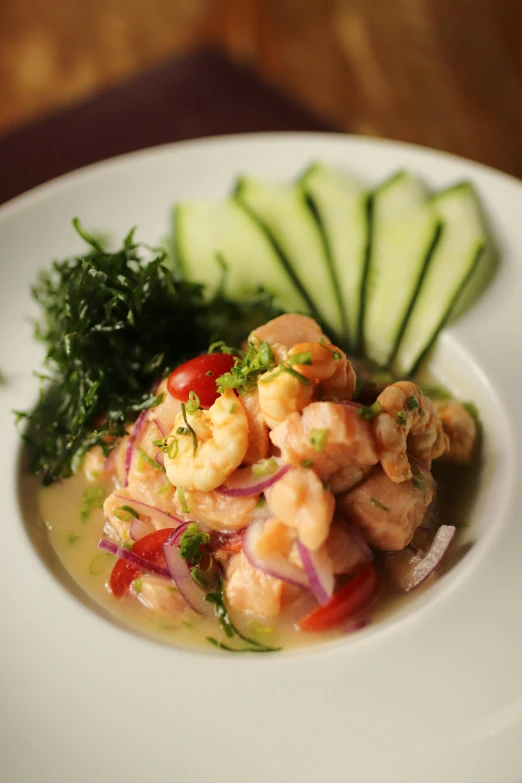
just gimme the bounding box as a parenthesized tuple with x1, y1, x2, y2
(392, 182, 487, 376)
(234, 176, 344, 339)
(362, 171, 442, 367)
(300, 163, 370, 351)
(174, 200, 308, 311)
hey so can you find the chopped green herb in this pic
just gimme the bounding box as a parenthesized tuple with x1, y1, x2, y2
(181, 403, 197, 455)
(177, 487, 191, 515)
(15, 218, 280, 485)
(252, 457, 278, 477)
(397, 411, 407, 426)
(216, 341, 276, 394)
(167, 438, 179, 459)
(205, 371, 214, 377)
(132, 578, 143, 593)
(255, 496, 267, 509)
(206, 637, 280, 653)
(120, 541, 133, 550)
(370, 498, 389, 511)
(208, 340, 242, 355)
(185, 391, 200, 415)
(181, 620, 193, 628)
(229, 403, 237, 414)
(407, 396, 419, 410)
(67, 533, 80, 544)
(89, 554, 106, 575)
(157, 481, 172, 496)
(137, 446, 166, 473)
(358, 401, 383, 421)
(80, 485, 105, 523)
(301, 458, 314, 468)
(289, 351, 313, 366)
(322, 481, 332, 491)
(418, 407, 425, 416)
(310, 428, 328, 452)
(179, 522, 210, 566)
(412, 477, 426, 491)
(114, 504, 140, 522)
(332, 351, 341, 361)
(166, 585, 178, 593)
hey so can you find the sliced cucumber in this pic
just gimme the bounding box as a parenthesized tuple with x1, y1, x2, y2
(392, 182, 488, 376)
(362, 171, 442, 367)
(174, 199, 308, 311)
(234, 176, 344, 338)
(300, 162, 369, 351)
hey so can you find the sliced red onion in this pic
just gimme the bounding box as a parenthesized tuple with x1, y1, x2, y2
(98, 538, 171, 578)
(243, 519, 310, 589)
(113, 494, 184, 530)
(398, 525, 456, 591)
(123, 410, 148, 486)
(343, 618, 369, 634)
(163, 524, 214, 616)
(217, 459, 291, 498)
(297, 540, 335, 605)
(129, 517, 155, 541)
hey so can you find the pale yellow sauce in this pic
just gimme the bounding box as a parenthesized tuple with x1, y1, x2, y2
(32, 455, 477, 654)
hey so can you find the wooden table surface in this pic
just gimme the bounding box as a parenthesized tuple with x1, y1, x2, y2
(0, 50, 335, 206)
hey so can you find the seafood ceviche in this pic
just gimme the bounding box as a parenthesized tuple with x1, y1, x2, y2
(87, 313, 478, 652)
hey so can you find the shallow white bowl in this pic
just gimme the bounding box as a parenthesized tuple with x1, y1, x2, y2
(1, 133, 521, 783)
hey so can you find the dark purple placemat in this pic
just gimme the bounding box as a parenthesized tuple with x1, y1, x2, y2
(0, 49, 338, 205)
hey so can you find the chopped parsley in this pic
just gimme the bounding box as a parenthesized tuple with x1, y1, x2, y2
(255, 496, 267, 509)
(407, 396, 419, 410)
(80, 485, 105, 523)
(310, 428, 328, 452)
(178, 522, 210, 566)
(412, 476, 426, 491)
(370, 497, 389, 511)
(217, 341, 276, 394)
(15, 218, 280, 485)
(301, 458, 314, 468)
(358, 401, 383, 421)
(67, 533, 80, 544)
(397, 411, 407, 426)
(185, 391, 200, 415)
(229, 403, 237, 414)
(132, 578, 143, 594)
(332, 351, 341, 360)
(205, 371, 214, 377)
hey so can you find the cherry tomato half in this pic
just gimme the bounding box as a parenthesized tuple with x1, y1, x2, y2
(109, 528, 175, 597)
(297, 563, 378, 632)
(167, 353, 236, 408)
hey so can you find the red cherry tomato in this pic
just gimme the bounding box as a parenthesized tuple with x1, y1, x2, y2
(109, 528, 175, 597)
(297, 564, 378, 632)
(167, 353, 236, 408)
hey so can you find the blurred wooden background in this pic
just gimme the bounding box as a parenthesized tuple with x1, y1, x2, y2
(2, 0, 522, 174)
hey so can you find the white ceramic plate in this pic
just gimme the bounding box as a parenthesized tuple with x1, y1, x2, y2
(1, 134, 521, 783)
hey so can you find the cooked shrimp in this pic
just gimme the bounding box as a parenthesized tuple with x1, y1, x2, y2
(254, 518, 296, 558)
(164, 389, 248, 492)
(433, 400, 478, 464)
(173, 487, 259, 531)
(136, 575, 187, 615)
(270, 402, 378, 480)
(337, 462, 436, 550)
(266, 467, 335, 550)
(373, 381, 448, 482)
(257, 367, 314, 429)
(249, 313, 327, 350)
(241, 389, 270, 465)
(287, 342, 356, 401)
(225, 552, 284, 617)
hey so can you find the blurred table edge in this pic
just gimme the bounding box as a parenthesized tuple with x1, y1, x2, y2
(0, 49, 339, 206)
